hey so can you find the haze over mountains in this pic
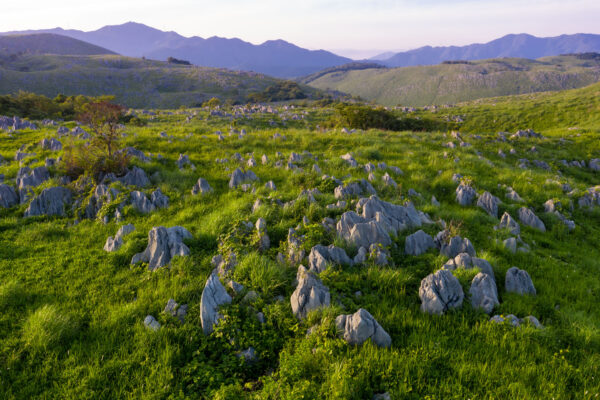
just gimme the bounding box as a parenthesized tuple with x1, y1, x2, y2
(2, 22, 599, 78)
(0, 22, 351, 78)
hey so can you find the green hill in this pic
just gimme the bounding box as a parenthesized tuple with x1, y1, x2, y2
(304, 55, 600, 106)
(0, 33, 116, 56)
(0, 53, 324, 108)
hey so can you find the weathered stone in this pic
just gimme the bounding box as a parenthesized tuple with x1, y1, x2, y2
(39, 138, 62, 151)
(505, 267, 536, 295)
(456, 184, 476, 206)
(192, 178, 213, 195)
(405, 230, 435, 256)
(335, 308, 391, 348)
(24, 187, 72, 217)
(518, 207, 546, 232)
(16, 166, 49, 203)
(84, 184, 120, 219)
(177, 154, 195, 170)
(440, 236, 476, 258)
(308, 244, 353, 273)
(131, 226, 192, 271)
(151, 188, 169, 209)
(419, 269, 464, 315)
(470, 272, 499, 314)
(104, 223, 135, 252)
(144, 315, 161, 331)
(382, 173, 397, 188)
(229, 168, 258, 188)
(200, 270, 232, 334)
(341, 153, 358, 167)
(477, 191, 500, 218)
(131, 191, 155, 214)
(495, 212, 520, 235)
(290, 265, 330, 319)
(443, 253, 495, 279)
(0, 184, 18, 208)
(334, 180, 376, 199)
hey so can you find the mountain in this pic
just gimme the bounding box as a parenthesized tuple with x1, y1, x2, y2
(304, 54, 600, 106)
(0, 22, 351, 78)
(0, 33, 115, 56)
(378, 33, 600, 67)
(0, 53, 325, 108)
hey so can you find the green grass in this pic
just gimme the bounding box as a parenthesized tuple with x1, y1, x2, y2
(305, 55, 600, 106)
(0, 89, 600, 399)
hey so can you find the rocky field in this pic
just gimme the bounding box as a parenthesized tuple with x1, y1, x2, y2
(0, 95, 599, 399)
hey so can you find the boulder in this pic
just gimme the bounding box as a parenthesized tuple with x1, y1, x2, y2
(104, 223, 135, 252)
(440, 236, 476, 258)
(131, 226, 192, 271)
(382, 173, 397, 188)
(151, 188, 169, 209)
(0, 184, 18, 208)
(24, 187, 72, 217)
(177, 154, 195, 170)
(265, 180, 276, 191)
(103, 166, 150, 188)
(16, 166, 50, 203)
(229, 168, 258, 188)
(495, 212, 520, 235)
(144, 315, 161, 331)
(505, 267, 536, 295)
(192, 178, 213, 195)
(84, 184, 120, 219)
(405, 230, 435, 256)
(477, 191, 500, 218)
(290, 265, 330, 319)
(130, 191, 155, 214)
(518, 207, 546, 232)
(308, 244, 353, 273)
(336, 212, 391, 248)
(200, 270, 232, 334)
(39, 138, 62, 151)
(335, 308, 391, 348)
(334, 180, 376, 199)
(419, 269, 464, 315)
(469, 272, 499, 314)
(341, 153, 358, 167)
(456, 184, 476, 206)
(443, 252, 495, 279)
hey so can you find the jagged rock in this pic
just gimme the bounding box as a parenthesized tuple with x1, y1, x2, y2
(368, 172, 376, 182)
(335, 308, 391, 348)
(200, 270, 232, 334)
(364, 162, 376, 173)
(124, 147, 150, 162)
(163, 298, 187, 322)
(191, 178, 213, 195)
(15, 150, 36, 161)
(440, 236, 476, 258)
(265, 180, 276, 191)
(308, 244, 353, 273)
(353, 246, 368, 264)
(288, 152, 302, 163)
(261, 154, 268, 164)
(151, 188, 169, 209)
(144, 315, 161, 331)
(431, 196, 440, 207)
(334, 179, 376, 199)
(495, 212, 520, 235)
(290, 265, 330, 319)
(103, 166, 150, 188)
(104, 223, 135, 252)
(443, 253, 495, 279)
(312, 164, 322, 174)
(382, 173, 397, 188)
(477, 191, 500, 218)
(470, 272, 499, 314)
(505, 267, 536, 295)
(0, 184, 18, 208)
(24, 187, 72, 217)
(39, 138, 62, 151)
(543, 199, 559, 213)
(518, 207, 546, 232)
(16, 166, 49, 203)
(503, 237, 530, 254)
(419, 269, 464, 315)
(490, 314, 521, 327)
(452, 173, 463, 183)
(510, 129, 542, 139)
(287, 228, 306, 265)
(84, 184, 120, 219)
(131, 226, 192, 271)
(389, 166, 403, 175)
(369, 244, 389, 266)
(228, 168, 258, 188)
(405, 230, 435, 256)
(337, 212, 391, 248)
(177, 154, 195, 170)
(130, 191, 155, 214)
(456, 184, 476, 206)
(341, 153, 358, 167)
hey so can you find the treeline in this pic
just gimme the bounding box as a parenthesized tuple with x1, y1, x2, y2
(332, 104, 449, 132)
(246, 81, 308, 103)
(0, 92, 116, 120)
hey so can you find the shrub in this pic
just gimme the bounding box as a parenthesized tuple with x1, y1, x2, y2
(62, 101, 130, 182)
(332, 104, 448, 131)
(22, 305, 78, 352)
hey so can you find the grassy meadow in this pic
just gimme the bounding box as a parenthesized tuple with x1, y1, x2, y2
(0, 85, 600, 399)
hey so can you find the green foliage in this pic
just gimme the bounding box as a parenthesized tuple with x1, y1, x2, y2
(0, 280, 27, 310)
(0, 91, 113, 120)
(332, 104, 447, 131)
(233, 253, 290, 297)
(246, 81, 310, 103)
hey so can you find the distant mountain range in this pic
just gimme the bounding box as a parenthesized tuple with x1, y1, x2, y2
(0, 33, 115, 56)
(377, 33, 600, 67)
(0, 22, 351, 78)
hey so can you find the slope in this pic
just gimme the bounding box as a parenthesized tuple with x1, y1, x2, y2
(0, 33, 116, 56)
(305, 55, 600, 106)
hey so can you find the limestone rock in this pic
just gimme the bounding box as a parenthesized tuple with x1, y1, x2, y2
(131, 226, 192, 271)
(131, 191, 155, 214)
(419, 269, 464, 315)
(144, 315, 161, 331)
(335, 308, 391, 348)
(290, 265, 330, 319)
(505, 267, 536, 295)
(24, 187, 72, 217)
(477, 191, 500, 218)
(456, 184, 476, 206)
(495, 212, 520, 235)
(192, 178, 213, 195)
(308, 244, 353, 273)
(518, 207, 546, 232)
(0, 184, 18, 208)
(469, 272, 499, 314)
(16, 166, 49, 203)
(200, 270, 232, 334)
(440, 236, 476, 258)
(39, 138, 62, 151)
(405, 230, 435, 256)
(229, 168, 258, 188)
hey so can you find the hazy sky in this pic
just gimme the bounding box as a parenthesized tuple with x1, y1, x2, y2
(4, 0, 600, 58)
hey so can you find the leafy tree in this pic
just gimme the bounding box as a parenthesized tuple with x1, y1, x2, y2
(203, 97, 221, 109)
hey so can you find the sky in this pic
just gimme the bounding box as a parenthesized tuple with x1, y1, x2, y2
(3, 0, 600, 58)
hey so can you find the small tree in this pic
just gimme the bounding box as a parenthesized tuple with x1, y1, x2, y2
(63, 101, 129, 182)
(203, 97, 221, 109)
